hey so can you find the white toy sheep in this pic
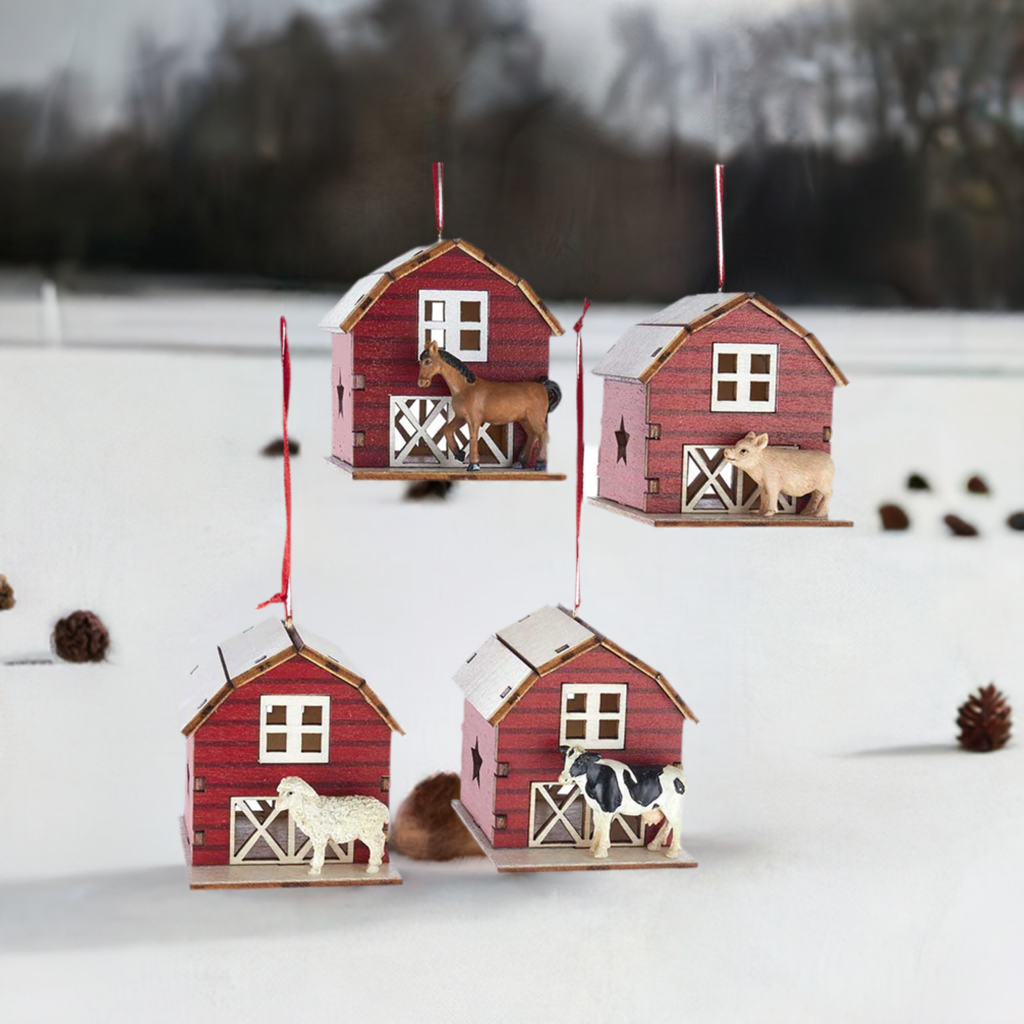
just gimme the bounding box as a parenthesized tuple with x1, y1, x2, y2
(275, 777, 390, 875)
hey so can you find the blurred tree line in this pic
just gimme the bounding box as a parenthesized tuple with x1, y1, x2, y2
(2, 0, 1024, 306)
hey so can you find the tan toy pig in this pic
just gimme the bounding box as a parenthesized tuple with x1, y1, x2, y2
(723, 431, 834, 517)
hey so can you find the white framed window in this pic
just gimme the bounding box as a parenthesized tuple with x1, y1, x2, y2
(710, 343, 778, 412)
(419, 289, 489, 361)
(559, 683, 627, 749)
(259, 695, 330, 763)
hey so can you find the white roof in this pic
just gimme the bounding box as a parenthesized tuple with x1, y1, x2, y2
(593, 292, 744, 381)
(455, 606, 597, 721)
(179, 655, 231, 733)
(454, 635, 534, 722)
(293, 623, 362, 680)
(497, 605, 595, 672)
(219, 618, 294, 682)
(318, 247, 428, 333)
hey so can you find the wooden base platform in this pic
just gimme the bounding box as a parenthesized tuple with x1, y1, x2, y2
(588, 496, 853, 528)
(326, 456, 565, 482)
(186, 861, 402, 890)
(453, 800, 697, 873)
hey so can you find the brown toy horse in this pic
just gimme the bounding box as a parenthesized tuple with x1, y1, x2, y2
(417, 341, 561, 471)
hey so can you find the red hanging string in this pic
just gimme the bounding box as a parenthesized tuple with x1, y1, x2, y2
(433, 162, 444, 239)
(258, 316, 293, 623)
(573, 298, 590, 616)
(715, 163, 725, 291)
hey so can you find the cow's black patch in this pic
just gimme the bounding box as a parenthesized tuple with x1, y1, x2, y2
(584, 764, 622, 813)
(568, 752, 600, 778)
(623, 766, 664, 807)
(673, 777, 685, 795)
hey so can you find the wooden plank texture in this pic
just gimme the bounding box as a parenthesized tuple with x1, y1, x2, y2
(326, 456, 565, 481)
(589, 496, 853, 527)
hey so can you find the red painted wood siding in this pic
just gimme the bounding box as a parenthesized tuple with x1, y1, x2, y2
(491, 645, 685, 849)
(597, 379, 649, 508)
(332, 333, 355, 464)
(350, 249, 555, 468)
(184, 734, 195, 862)
(459, 700, 498, 844)
(645, 303, 836, 514)
(189, 656, 392, 866)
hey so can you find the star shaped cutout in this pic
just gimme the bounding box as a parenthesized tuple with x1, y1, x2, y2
(471, 739, 483, 784)
(336, 383, 344, 417)
(615, 416, 630, 464)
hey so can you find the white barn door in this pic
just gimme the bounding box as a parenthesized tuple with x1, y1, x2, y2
(389, 396, 513, 468)
(228, 796, 354, 865)
(528, 782, 645, 848)
(682, 445, 797, 514)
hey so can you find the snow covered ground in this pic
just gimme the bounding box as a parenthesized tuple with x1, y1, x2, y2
(1, 289, 1023, 1022)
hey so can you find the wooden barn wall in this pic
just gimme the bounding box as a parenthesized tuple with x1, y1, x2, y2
(190, 657, 392, 866)
(459, 699, 498, 844)
(351, 250, 555, 468)
(183, 734, 195, 862)
(492, 646, 685, 849)
(332, 332, 355, 465)
(597, 378, 649, 509)
(646, 304, 836, 514)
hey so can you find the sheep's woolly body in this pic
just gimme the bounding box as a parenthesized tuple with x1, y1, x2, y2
(276, 777, 389, 875)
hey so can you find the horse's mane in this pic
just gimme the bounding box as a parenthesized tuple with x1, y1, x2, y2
(423, 346, 476, 384)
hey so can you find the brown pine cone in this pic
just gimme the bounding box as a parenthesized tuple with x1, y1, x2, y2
(0, 575, 14, 611)
(52, 610, 110, 663)
(957, 684, 1011, 752)
(389, 772, 484, 860)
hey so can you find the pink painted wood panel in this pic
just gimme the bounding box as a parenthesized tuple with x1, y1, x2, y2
(491, 645, 686, 849)
(189, 656, 392, 866)
(644, 302, 836, 514)
(597, 379, 648, 508)
(349, 249, 557, 468)
(332, 333, 355, 464)
(459, 700, 499, 844)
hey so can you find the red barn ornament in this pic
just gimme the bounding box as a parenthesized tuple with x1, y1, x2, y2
(451, 604, 699, 872)
(321, 238, 566, 479)
(590, 292, 852, 526)
(181, 619, 403, 888)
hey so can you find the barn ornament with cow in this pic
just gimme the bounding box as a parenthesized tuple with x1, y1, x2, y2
(322, 164, 567, 480)
(180, 320, 403, 889)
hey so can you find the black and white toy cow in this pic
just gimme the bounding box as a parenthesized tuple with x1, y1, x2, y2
(558, 745, 687, 859)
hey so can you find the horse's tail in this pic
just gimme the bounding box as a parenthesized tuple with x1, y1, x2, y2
(542, 378, 562, 414)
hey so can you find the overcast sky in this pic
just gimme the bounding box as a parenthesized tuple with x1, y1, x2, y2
(0, 0, 807, 125)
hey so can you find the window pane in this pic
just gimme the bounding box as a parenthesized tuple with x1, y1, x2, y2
(717, 381, 737, 402)
(425, 300, 445, 321)
(459, 329, 481, 351)
(749, 381, 770, 402)
(598, 720, 619, 740)
(265, 705, 287, 725)
(427, 328, 445, 346)
(302, 705, 323, 726)
(717, 353, 737, 374)
(301, 733, 322, 753)
(565, 720, 586, 739)
(750, 353, 772, 374)
(599, 693, 620, 713)
(460, 300, 481, 322)
(565, 693, 587, 713)
(265, 733, 287, 752)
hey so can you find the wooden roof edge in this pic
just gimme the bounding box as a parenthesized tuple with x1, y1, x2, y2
(515, 277, 565, 335)
(181, 678, 233, 737)
(454, 239, 520, 287)
(598, 638, 696, 722)
(533, 634, 603, 677)
(489, 670, 542, 727)
(637, 325, 692, 385)
(747, 295, 848, 386)
(296, 647, 404, 734)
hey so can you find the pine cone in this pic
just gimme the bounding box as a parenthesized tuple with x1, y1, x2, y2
(957, 684, 1011, 752)
(0, 575, 14, 611)
(52, 610, 110, 663)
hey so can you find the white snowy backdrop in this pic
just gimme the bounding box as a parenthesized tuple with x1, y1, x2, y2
(1, 289, 1022, 1022)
